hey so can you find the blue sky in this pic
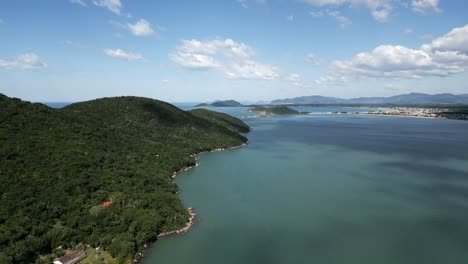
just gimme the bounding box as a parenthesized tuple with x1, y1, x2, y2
(0, 0, 467, 102)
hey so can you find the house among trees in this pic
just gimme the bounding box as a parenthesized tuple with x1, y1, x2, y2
(53, 250, 86, 264)
(101, 201, 113, 208)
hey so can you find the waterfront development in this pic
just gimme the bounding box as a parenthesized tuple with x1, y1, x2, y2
(331, 107, 468, 120)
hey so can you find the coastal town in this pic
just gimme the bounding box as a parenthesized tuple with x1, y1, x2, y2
(332, 107, 468, 120)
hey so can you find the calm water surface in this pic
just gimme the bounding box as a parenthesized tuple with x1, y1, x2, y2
(144, 107, 468, 264)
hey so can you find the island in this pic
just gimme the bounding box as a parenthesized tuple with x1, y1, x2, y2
(195, 100, 244, 107)
(0, 94, 250, 264)
(247, 105, 308, 117)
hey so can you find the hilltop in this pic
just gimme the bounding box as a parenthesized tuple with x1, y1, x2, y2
(0, 95, 249, 263)
(195, 100, 244, 107)
(248, 105, 306, 116)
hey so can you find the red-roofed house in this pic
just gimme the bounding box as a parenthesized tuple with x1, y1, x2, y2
(101, 201, 113, 208)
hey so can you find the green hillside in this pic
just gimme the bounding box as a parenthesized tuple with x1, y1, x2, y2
(0, 95, 249, 264)
(195, 100, 244, 107)
(248, 105, 302, 115)
(189, 109, 250, 133)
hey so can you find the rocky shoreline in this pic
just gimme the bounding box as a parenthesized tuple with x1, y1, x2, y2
(157, 207, 197, 238)
(132, 141, 248, 263)
(171, 142, 249, 179)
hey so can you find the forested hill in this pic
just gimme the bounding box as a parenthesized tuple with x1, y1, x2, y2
(0, 94, 249, 264)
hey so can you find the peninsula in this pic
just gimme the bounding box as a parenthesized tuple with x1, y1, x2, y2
(0, 94, 249, 263)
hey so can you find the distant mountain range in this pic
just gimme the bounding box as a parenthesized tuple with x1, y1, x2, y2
(270, 93, 468, 105)
(196, 100, 244, 107)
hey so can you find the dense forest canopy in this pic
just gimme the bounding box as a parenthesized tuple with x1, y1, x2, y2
(0, 94, 249, 263)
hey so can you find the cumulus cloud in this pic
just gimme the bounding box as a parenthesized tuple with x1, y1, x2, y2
(93, 0, 122, 14)
(412, 0, 441, 13)
(225, 60, 279, 80)
(328, 25, 468, 79)
(0, 53, 47, 70)
(303, 0, 392, 22)
(426, 24, 468, 54)
(170, 38, 279, 80)
(330, 45, 467, 78)
(104, 49, 144, 60)
(127, 19, 154, 37)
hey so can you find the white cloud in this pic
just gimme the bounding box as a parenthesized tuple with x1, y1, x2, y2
(306, 53, 322, 65)
(171, 51, 219, 69)
(328, 25, 468, 79)
(310, 10, 351, 28)
(225, 60, 279, 80)
(104, 49, 144, 60)
(93, 0, 122, 14)
(412, 0, 441, 13)
(170, 38, 279, 80)
(427, 24, 468, 54)
(0, 53, 47, 70)
(287, 73, 301, 82)
(127, 19, 154, 37)
(303, 0, 392, 22)
(328, 10, 351, 28)
(70, 0, 87, 6)
(287, 14, 294, 22)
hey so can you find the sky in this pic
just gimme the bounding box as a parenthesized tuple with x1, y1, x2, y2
(0, 0, 467, 102)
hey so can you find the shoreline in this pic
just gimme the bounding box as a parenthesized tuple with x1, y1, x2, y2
(157, 207, 197, 238)
(333, 112, 441, 120)
(171, 142, 249, 179)
(133, 141, 248, 264)
(333, 112, 450, 120)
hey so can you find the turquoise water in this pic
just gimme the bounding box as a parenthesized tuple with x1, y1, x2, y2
(143, 107, 468, 264)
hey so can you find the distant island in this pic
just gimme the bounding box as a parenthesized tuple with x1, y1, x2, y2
(0, 94, 249, 263)
(196, 100, 244, 107)
(270, 93, 468, 106)
(248, 105, 308, 116)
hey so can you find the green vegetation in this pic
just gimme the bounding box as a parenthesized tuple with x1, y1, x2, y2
(79, 247, 118, 264)
(0, 94, 249, 263)
(189, 109, 250, 133)
(195, 100, 244, 107)
(248, 106, 268, 112)
(436, 107, 468, 120)
(248, 105, 305, 115)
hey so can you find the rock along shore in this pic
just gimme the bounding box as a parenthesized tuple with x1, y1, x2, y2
(133, 141, 248, 263)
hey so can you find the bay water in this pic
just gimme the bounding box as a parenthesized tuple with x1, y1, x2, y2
(143, 107, 468, 264)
